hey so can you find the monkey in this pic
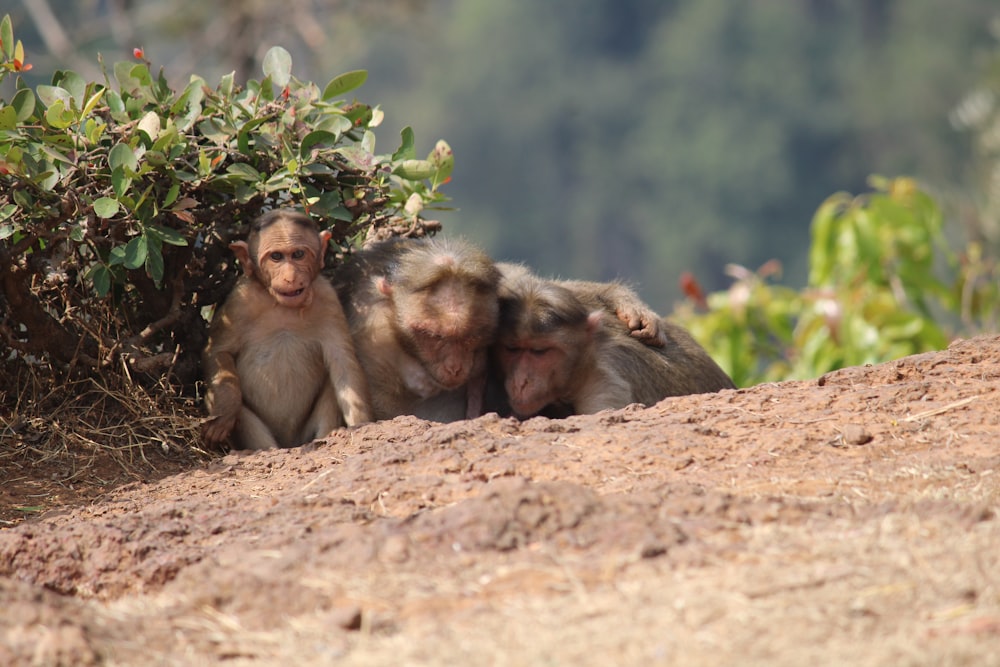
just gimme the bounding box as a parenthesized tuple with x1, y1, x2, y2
(493, 266, 735, 419)
(331, 236, 502, 422)
(496, 262, 668, 347)
(201, 209, 372, 450)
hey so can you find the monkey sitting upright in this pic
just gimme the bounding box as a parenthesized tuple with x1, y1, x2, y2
(201, 210, 372, 450)
(493, 265, 735, 419)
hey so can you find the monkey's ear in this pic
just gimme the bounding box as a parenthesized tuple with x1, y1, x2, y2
(230, 241, 255, 277)
(586, 311, 604, 335)
(375, 276, 393, 296)
(318, 230, 332, 264)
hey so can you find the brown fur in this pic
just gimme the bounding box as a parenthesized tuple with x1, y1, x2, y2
(332, 237, 502, 421)
(202, 210, 372, 449)
(494, 266, 735, 418)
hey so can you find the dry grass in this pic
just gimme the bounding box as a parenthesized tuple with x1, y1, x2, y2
(1, 359, 217, 523)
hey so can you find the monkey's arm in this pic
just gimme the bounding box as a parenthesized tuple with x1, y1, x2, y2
(559, 279, 666, 347)
(201, 303, 244, 443)
(321, 294, 374, 427)
(202, 348, 242, 443)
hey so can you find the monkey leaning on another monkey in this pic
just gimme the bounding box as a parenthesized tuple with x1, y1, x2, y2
(331, 236, 502, 422)
(493, 264, 735, 419)
(201, 209, 372, 450)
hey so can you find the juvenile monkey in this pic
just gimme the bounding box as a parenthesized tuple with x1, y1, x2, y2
(494, 267, 735, 419)
(331, 237, 502, 421)
(202, 210, 372, 449)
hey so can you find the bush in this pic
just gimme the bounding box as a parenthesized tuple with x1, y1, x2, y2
(0, 14, 452, 465)
(674, 176, 1000, 387)
(0, 14, 452, 389)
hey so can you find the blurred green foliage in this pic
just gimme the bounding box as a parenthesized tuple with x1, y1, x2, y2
(674, 177, 999, 387)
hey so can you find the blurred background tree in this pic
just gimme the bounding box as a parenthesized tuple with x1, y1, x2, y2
(6, 0, 999, 313)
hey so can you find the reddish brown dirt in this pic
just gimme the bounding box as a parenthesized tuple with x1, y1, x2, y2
(3, 335, 1000, 666)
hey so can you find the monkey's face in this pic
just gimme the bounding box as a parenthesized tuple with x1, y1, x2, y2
(406, 332, 488, 390)
(394, 276, 498, 390)
(253, 223, 323, 309)
(496, 336, 572, 418)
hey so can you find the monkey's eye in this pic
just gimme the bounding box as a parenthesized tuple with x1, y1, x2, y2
(269, 251, 284, 262)
(291, 249, 306, 260)
(530, 348, 550, 356)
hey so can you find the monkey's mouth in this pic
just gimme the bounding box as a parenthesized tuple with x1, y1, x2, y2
(273, 287, 308, 305)
(509, 397, 548, 419)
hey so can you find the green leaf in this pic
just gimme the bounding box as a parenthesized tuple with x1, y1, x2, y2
(0, 105, 15, 131)
(198, 118, 233, 145)
(81, 87, 105, 117)
(226, 163, 262, 181)
(35, 85, 72, 111)
(44, 99, 75, 129)
(124, 235, 148, 269)
(164, 182, 180, 207)
(12, 88, 36, 122)
(111, 167, 131, 198)
(262, 47, 292, 88)
(136, 110, 160, 142)
(145, 241, 164, 282)
(300, 130, 338, 158)
(109, 143, 139, 172)
(393, 126, 416, 161)
(148, 225, 188, 247)
(89, 264, 112, 296)
(93, 197, 120, 219)
(105, 89, 127, 122)
(108, 245, 127, 266)
(429, 140, 454, 190)
(393, 159, 435, 180)
(322, 70, 367, 100)
(1, 15, 13, 60)
(55, 71, 86, 107)
(219, 71, 235, 98)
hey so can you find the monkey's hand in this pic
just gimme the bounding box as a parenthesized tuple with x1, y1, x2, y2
(202, 413, 237, 444)
(616, 307, 667, 347)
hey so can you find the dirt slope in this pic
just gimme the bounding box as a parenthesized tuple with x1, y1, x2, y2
(2, 335, 1000, 666)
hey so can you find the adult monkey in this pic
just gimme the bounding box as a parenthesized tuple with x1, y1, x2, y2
(494, 266, 735, 419)
(202, 210, 372, 449)
(331, 236, 502, 422)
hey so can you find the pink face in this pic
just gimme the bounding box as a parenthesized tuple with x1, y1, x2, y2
(496, 338, 567, 418)
(250, 220, 327, 308)
(393, 275, 498, 390)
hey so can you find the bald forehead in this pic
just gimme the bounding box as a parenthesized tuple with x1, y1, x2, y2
(250, 216, 322, 261)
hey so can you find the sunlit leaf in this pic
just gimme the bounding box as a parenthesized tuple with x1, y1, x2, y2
(262, 47, 293, 88)
(93, 197, 120, 218)
(0, 105, 15, 131)
(1, 15, 13, 60)
(109, 143, 138, 172)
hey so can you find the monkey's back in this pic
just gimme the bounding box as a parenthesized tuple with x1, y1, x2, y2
(601, 318, 735, 407)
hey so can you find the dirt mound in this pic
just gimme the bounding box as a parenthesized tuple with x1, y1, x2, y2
(3, 336, 1000, 666)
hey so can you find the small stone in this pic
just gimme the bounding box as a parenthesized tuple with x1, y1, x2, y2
(841, 424, 873, 446)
